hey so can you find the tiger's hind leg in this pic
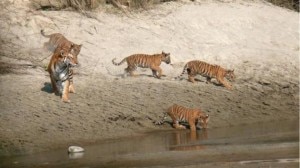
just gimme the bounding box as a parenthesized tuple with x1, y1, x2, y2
(125, 66, 139, 77)
(173, 121, 186, 129)
(187, 69, 196, 83)
(188, 75, 196, 83)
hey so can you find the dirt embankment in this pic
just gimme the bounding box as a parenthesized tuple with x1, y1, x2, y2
(0, 0, 299, 156)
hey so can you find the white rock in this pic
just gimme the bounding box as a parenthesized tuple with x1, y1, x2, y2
(68, 146, 85, 153)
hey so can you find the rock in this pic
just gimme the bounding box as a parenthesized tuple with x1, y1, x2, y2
(68, 146, 85, 153)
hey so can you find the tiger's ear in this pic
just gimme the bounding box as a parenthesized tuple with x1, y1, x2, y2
(206, 114, 209, 118)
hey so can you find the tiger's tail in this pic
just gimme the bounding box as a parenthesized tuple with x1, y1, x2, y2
(174, 63, 188, 80)
(112, 58, 126, 66)
(154, 112, 168, 125)
(41, 29, 51, 38)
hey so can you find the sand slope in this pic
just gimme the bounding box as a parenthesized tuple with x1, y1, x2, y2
(0, 0, 299, 155)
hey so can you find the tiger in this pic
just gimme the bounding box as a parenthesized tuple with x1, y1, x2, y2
(41, 29, 82, 93)
(41, 29, 82, 57)
(155, 104, 210, 131)
(112, 51, 171, 78)
(47, 45, 78, 103)
(175, 60, 235, 90)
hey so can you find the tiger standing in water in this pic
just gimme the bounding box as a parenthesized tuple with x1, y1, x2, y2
(175, 60, 235, 90)
(112, 51, 171, 78)
(155, 104, 210, 131)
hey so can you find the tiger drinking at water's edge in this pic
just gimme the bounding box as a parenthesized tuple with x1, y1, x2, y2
(155, 104, 210, 131)
(175, 60, 235, 90)
(112, 51, 171, 78)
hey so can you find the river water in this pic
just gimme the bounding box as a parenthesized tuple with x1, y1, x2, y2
(1, 120, 299, 168)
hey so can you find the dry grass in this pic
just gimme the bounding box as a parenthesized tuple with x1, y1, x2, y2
(32, 0, 299, 12)
(32, 0, 178, 11)
(267, 0, 299, 11)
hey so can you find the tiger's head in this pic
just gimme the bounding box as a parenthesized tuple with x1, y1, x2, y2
(59, 49, 77, 67)
(161, 51, 171, 64)
(70, 43, 82, 57)
(70, 43, 82, 64)
(198, 113, 209, 129)
(226, 69, 235, 82)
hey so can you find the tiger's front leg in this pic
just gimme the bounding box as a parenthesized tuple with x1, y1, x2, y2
(69, 83, 75, 93)
(69, 81, 75, 93)
(152, 70, 158, 78)
(188, 120, 197, 131)
(49, 74, 59, 95)
(151, 66, 162, 79)
(62, 80, 70, 103)
(218, 78, 232, 90)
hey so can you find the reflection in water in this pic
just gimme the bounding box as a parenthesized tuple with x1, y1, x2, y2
(170, 130, 208, 151)
(68, 152, 84, 159)
(0, 120, 298, 168)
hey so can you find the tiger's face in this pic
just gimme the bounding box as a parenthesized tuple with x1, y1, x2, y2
(226, 69, 235, 82)
(70, 44, 82, 64)
(161, 51, 171, 64)
(198, 114, 209, 129)
(60, 50, 77, 67)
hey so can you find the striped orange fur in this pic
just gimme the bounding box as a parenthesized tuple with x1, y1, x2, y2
(42, 29, 81, 93)
(112, 51, 171, 78)
(155, 104, 209, 131)
(47, 45, 78, 103)
(41, 29, 82, 57)
(175, 60, 235, 90)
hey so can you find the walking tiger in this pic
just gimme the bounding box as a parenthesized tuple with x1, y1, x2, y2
(112, 51, 171, 78)
(47, 45, 78, 102)
(175, 60, 235, 90)
(41, 29, 82, 94)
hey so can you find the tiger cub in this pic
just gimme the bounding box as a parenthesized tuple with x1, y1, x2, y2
(155, 104, 209, 131)
(41, 29, 82, 93)
(47, 45, 78, 103)
(112, 51, 171, 78)
(175, 60, 235, 90)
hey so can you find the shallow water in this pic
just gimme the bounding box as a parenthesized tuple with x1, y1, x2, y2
(1, 120, 299, 168)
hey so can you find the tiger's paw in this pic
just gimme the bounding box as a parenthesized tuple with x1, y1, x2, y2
(62, 99, 71, 103)
(62, 97, 71, 103)
(69, 87, 76, 93)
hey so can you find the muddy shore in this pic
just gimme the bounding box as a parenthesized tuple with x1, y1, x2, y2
(0, 0, 299, 156)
